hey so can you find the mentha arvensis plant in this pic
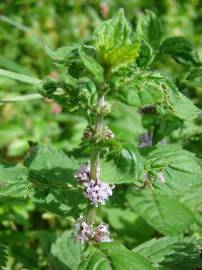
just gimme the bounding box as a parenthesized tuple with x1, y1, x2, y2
(1, 9, 202, 270)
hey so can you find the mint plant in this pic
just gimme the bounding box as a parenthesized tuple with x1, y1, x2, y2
(1, 9, 202, 269)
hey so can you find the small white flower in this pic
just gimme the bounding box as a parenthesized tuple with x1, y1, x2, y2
(156, 172, 166, 184)
(93, 223, 112, 242)
(73, 216, 92, 242)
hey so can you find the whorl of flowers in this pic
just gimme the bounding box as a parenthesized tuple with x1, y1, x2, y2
(74, 216, 112, 242)
(74, 163, 114, 206)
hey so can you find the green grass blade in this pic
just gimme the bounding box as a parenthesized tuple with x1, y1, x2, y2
(0, 68, 41, 84)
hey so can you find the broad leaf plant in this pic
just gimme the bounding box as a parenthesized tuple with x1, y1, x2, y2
(0, 9, 202, 270)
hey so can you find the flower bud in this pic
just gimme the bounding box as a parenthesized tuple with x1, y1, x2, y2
(156, 172, 166, 184)
(74, 163, 91, 182)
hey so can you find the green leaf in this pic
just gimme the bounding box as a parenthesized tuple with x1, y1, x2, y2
(94, 9, 131, 56)
(46, 44, 79, 65)
(114, 71, 164, 107)
(51, 231, 81, 270)
(30, 188, 86, 217)
(143, 144, 202, 195)
(133, 235, 202, 270)
(101, 147, 145, 185)
(137, 10, 163, 49)
(0, 68, 41, 84)
(113, 70, 200, 121)
(127, 187, 195, 235)
(185, 67, 202, 87)
(79, 243, 155, 270)
(25, 144, 78, 186)
(167, 91, 201, 121)
(103, 42, 140, 69)
(159, 37, 199, 65)
(105, 207, 154, 244)
(0, 164, 30, 198)
(133, 235, 183, 265)
(79, 47, 104, 83)
(136, 40, 153, 67)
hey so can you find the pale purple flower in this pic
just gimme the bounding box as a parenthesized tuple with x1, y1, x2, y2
(73, 216, 92, 242)
(74, 163, 91, 182)
(84, 180, 114, 206)
(156, 172, 166, 184)
(73, 218, 112, 243)
(93, 223, 112, 242)
(139, 133, 152, 147)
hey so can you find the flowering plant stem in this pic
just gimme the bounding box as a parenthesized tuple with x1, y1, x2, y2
(86, 94, 105, 225)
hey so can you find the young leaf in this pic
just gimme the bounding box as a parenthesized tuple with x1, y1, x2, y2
(103, 42, 140, 69)
(25, 144, 79, 186)
(79, 242, 155, 270)
(46, 44, 79, 65)
(136, 10, 163, 49)
(127, 187, 195, 235)
(159, 37, 199, 65)
(51, 231, 81, 270)
(79, 47, 104, 83)
(94, 9, 131, 56)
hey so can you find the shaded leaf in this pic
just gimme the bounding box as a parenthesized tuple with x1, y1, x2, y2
(79, 47, 104, 83)
(159, 37, 199, 65)
(101, 147, 145, 185)
(51, 231, 81, 270)
(30, 188, 86, 217)
(25, 144, 78, 186)
(0, 244, 7, 267)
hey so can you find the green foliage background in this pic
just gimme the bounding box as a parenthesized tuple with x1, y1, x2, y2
(0, 1, 202, 269)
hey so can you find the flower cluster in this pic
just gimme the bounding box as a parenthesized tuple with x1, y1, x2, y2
(73, 216, 92, 242)
(74, 163, 114, 206)
(74, 216, 112, 242)
(84, 180, 114, 206)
